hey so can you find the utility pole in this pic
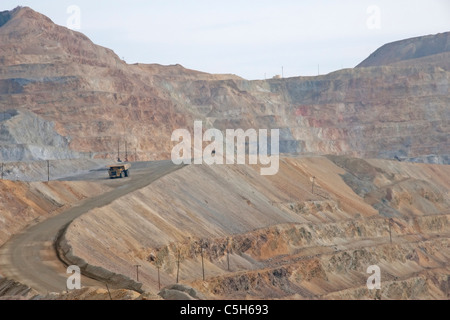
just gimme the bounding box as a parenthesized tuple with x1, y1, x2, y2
(157, 265, 161, 291)
(200, 244, 205, 281)
(176, 249, 181, 284)
(310, 176, 316, 194)
(134, 264, 141, 282)
(117, 140, 120, 162)
(47, 160, 50, 182)
(282, 66, 284, 78)
(446, 278, 449, 299)
(227, 238, 230, 271)
(105, 283, 113, 300)
(388, 218, 393, 244)
(125, 141, 128, 162)
(1, 163, 3, 180)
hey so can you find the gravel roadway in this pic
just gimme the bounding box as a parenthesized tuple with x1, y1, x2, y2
(0, 160, 184, 294)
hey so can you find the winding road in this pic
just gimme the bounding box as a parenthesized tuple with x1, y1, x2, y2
(0, 160, 183, 294)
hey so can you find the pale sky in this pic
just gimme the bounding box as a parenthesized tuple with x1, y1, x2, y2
(2, 1, 450, 79)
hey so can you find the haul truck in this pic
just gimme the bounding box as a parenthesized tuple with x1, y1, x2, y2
(107, 163, 131, 179)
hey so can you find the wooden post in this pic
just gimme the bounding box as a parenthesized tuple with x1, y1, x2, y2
(135, 264, 141, 282)
(176, 249, 180, 283)
(446, 278, 449, 299)
(388, 219, 393, 244)
(157, 266, 161, 291)
(105, 283, 113, 300)
(47, 160, 50, 182)
(201, 246, 205, 281)
(117, 140, 121, 162)
(1, 163, 3, 180)
(311, 176, 316, 194)
(227, 238, 230, 271)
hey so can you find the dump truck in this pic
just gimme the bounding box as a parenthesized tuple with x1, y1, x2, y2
(107, 163, 131, 179)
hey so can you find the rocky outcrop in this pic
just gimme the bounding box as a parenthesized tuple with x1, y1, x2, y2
(0, 277, 37, 299)
(0, 9, 12, 28)
(159, 284, 205, 300)
(0, 109, 88, 161)
(0, 7, 448, 163)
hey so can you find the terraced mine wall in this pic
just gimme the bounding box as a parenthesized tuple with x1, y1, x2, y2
(62, 156, 450, 299)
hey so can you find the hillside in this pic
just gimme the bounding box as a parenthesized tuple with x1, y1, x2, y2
(357, 32, 450, 68)
(1, 155, 448, 300)
(0, 5, 449, 302)
(0, 7, 448, 163)
(60, 156, 450, 299)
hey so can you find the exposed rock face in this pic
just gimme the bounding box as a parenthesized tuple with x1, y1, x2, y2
(171, 67, 449, 162)
(357, 32, 450, 68)
(0, 277, 151, 300)
(159, 284, 205, 300)
(0, 179, 110, 247)
(63, 156, 450, 299)
(0, 7, 194, 161)
(0, 6, 449, 164)
(0, 277, 37, 299)
(0, 109, 88, 160)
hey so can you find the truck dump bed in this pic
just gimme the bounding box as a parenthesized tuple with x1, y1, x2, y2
(107, 163, 131, 178)
(107, 163, 131, 170)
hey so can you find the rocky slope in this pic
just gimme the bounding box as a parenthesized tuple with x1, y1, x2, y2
(357, 32, 450, 68)
(0, 7, 448, 163)
(0, 175, 115, 299)
(0, 178, 111, 247)
(62, 156, 450, 299)
(0, 276, 160, 300)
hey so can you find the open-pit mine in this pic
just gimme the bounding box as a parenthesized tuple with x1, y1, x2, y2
(0, 7, 449, 300)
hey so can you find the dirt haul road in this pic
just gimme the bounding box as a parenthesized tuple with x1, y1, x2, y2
(0, 160, 183, 294)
